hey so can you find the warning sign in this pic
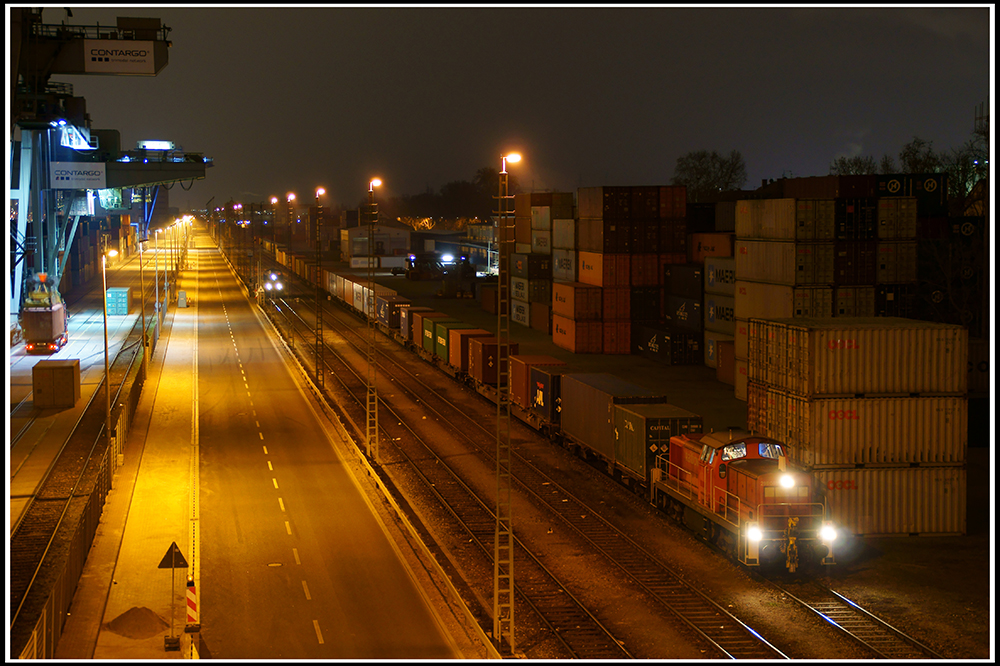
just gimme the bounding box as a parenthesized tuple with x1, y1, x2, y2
(158, 542, 188, 569)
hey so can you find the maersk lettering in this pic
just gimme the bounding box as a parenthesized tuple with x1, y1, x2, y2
(91, 48, 149, 57)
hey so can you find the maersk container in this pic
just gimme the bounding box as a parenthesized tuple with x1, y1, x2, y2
(551, 281, 601, 320)
(468, 337, 519, 386)
(816, 466, 965, 536)
(735, 240, 835, 285)
(511, 299, 530, 327)
(435, 321, 476, 360)
(734, 281, 833, 320)
(704, 331, 734, 369)
(401, 306, 434, 341)
(531, 229, 551, 255)
(614, 403, 703, 483)
(704, 294, 736, 336)
(552, 248, 577, 282)
(704, 256, 736, 297)
(511, 276, 528, 302)
(748, 317, 968, 397)
(559, 373, 667, 467)
(552, 219, 576, 250)
(509, 355, 566, 410)
(747, 382, 967, 467)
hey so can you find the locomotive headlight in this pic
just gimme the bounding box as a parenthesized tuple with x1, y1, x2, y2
(779, 474, 795, 488)
(265, 283, 273, 291)
(820, 522, 837, 543)
(747, 524, 763, 542)
(270, 273, 278, 280)
(275, 282, 283, 290)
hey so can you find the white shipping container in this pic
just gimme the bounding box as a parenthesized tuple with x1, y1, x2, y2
(816, 466, 965, 536)
(530, 205, 551, 231)
(734, 198, 796, 239)
(794, 199, 836, 240)
(747, 383, 967, 467)
(531, 229, 552, 254)
(748, 317, 968, 397)
(735, 318, 749, 361)
(735, 358, 748, 401)
(704, 294, 736, 336)
(704, 331, 734, 369)
(512, 298, 530, 327)
(735, 281, 833, 320)
(834, 286, 876, 317)
(704, 256, 736, 297)
(511, 276, 528, 302)
(552, 248, 577, 282)
(735, 239, 835, 285)
(552, 219, 576, 250)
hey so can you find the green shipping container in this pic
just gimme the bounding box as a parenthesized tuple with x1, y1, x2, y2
(613, 403, 703, 483)
(435, 321, 477, 360)
(423, 316, 458, 353)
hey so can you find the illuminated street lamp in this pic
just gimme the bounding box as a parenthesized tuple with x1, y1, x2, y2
(366, 178, 382, 462)
(494, 150, 521, 654)
(138, 238, 147, 377)
(102, 247, 119, 452)
(314, 187, 326, 389)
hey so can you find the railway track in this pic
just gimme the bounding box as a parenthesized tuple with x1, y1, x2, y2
(763, 579, 945, 660)
(268, 287, 789, 659)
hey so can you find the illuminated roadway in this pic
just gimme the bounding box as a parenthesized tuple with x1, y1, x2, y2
(192, 232, 457, 659)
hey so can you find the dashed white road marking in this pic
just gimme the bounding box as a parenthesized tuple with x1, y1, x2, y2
(302, 580, 312, 600)
(312, 620, 324, 644)
(278, 497, 285, 512)
(293, 548, 301, 565)
(272, 478, 278, 489)
(267, 461, 273, 471)
(262, 445, 268, 455)
(285, 521, 292, 535)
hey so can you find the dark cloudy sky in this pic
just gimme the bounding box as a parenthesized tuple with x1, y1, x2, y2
(36, 5, 992, 211)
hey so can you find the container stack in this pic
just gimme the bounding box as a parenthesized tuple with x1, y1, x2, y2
(746, 316, 968, 537)
(512, 193, 574, 335)
(703, 255, 736, 380)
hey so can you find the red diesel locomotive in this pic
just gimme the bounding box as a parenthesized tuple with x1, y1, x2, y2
(650, 430, 837, 572)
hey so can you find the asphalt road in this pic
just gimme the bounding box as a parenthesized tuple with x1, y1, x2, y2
(193, 240, 457, 659)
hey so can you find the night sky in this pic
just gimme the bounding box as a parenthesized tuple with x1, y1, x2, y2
(27, 5, 992, 211)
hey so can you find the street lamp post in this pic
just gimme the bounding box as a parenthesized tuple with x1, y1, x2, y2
(494, 151, 520, 654)
(102, 246, 119, 455)
(366, 178, 381, 463)
(138, 238, 147, 377)
(154, 229, 161, 334)
(314, 187, 325, 389)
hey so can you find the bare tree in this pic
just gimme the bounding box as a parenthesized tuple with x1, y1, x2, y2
(879, 154, 897, 174)
(898, 136, 942, 173)
(829, 155, 878, 175)
(671, 149, 747, 202)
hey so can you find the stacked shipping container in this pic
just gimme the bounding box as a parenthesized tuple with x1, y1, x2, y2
(745, 316, 967, 536)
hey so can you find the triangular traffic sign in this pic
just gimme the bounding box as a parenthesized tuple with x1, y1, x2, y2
(158, 541, 189, 569)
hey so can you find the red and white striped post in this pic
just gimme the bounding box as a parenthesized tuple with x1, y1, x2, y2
(186, 576, 198, 626)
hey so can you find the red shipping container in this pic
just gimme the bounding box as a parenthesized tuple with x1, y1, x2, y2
(602, 320, 631, 355)
(552, 314, 602, 353)
(509, 355, 566, 409)
(659, 186, 687, 219)
(630, 253, 659, 286)
(659, 218, 687, 254)
(601, 288, 630, 320)
(449, 328, 493, 371)
(468, 337, 520, 386)
(578, 251, 630, 287)
(530, 301, 551, 334)
(551, 280, 602, 320)
(630, 186, 660, 219)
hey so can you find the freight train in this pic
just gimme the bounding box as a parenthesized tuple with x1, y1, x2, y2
(266, 249, 838, 572)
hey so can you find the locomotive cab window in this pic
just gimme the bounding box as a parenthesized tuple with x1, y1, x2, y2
(764, 485, 810, 501)
(758, 442, 783, 459)
(700, 446, 715, 464)
(721, 443, 746, 462)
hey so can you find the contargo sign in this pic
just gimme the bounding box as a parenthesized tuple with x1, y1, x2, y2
(84, 40, 157, 75)
(51, 163, 107, 190)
